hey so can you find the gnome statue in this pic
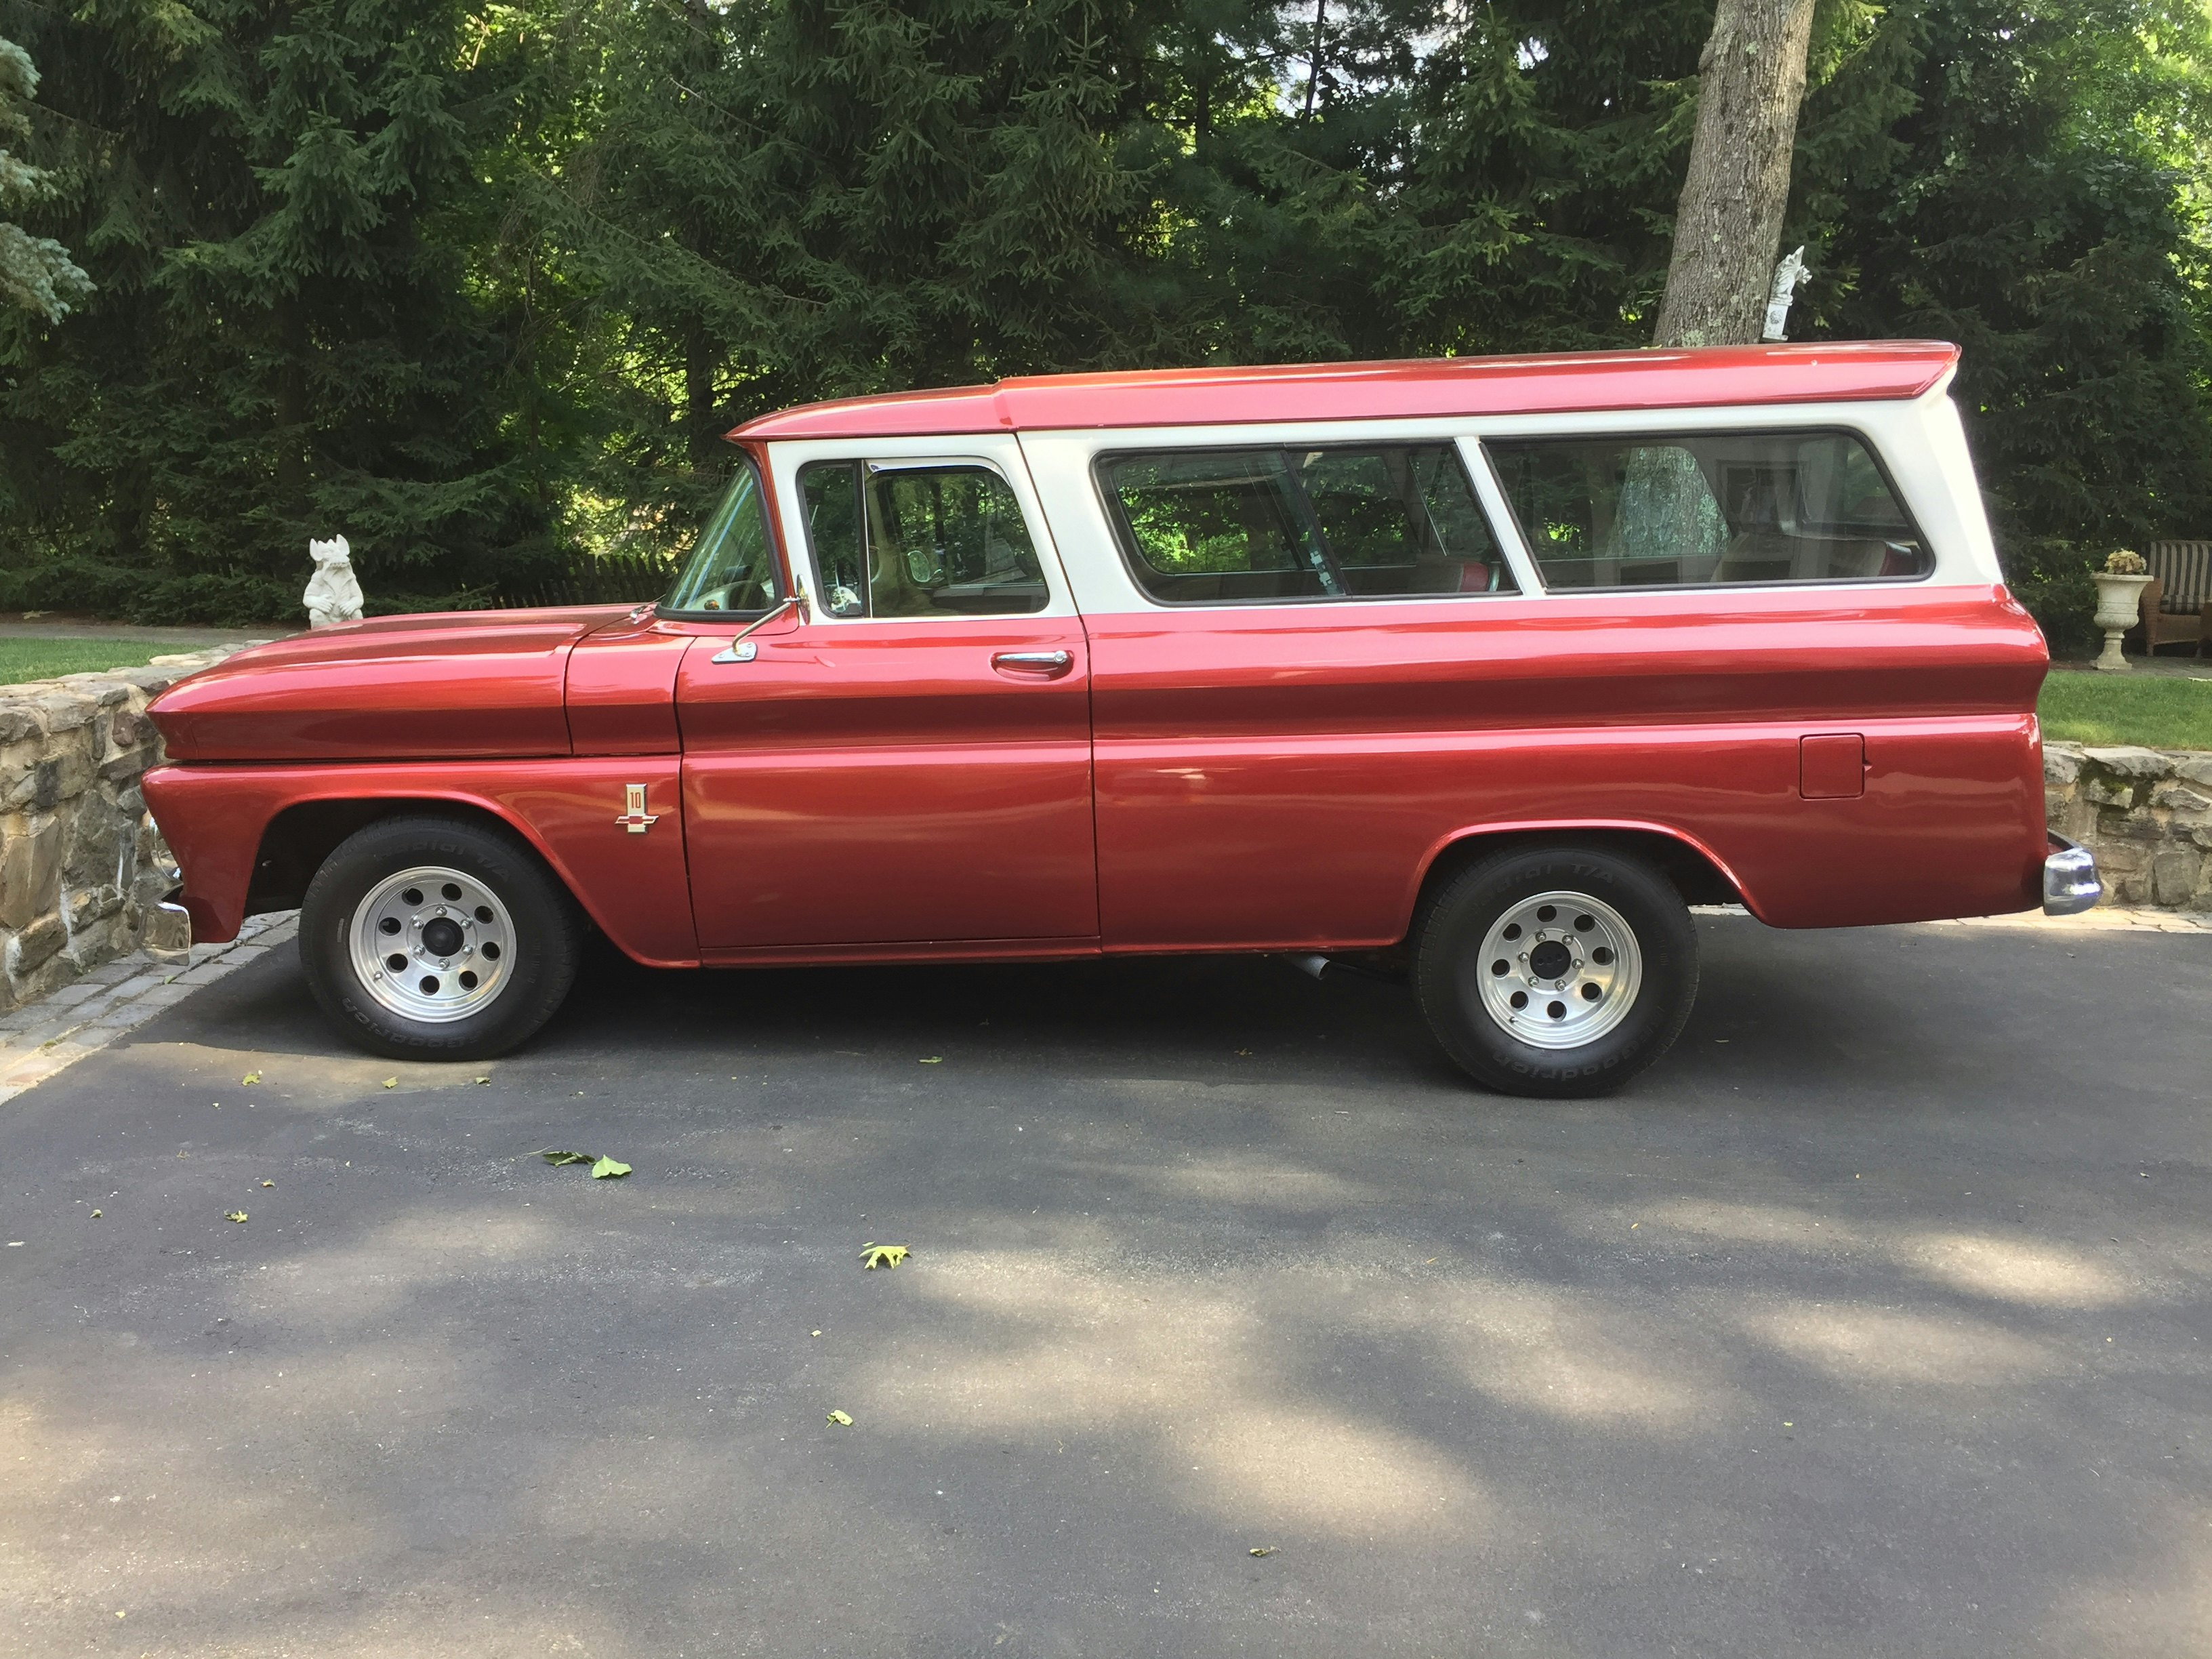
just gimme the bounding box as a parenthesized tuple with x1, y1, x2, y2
(304, 535, 365, 628)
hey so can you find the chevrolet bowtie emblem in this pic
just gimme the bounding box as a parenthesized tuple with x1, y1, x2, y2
(616, 783, 659, 835)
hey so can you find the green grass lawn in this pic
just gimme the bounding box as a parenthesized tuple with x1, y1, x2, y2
(0, 637, 163, 687)
(2040, 669, 2212, 751)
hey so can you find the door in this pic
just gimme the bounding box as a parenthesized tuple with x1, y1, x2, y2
(679, 438, 1098, 951)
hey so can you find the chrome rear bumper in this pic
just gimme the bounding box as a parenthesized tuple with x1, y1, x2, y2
(2043, 833, 2102, 916)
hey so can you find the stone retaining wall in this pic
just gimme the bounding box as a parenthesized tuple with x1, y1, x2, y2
(0, 647, 253, 1012)
(2044, 741, 2212, 909)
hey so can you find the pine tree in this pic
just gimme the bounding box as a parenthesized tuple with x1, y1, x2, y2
(0, 35, 88, 322)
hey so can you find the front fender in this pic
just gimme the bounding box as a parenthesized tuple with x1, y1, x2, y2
(141, 760, 697, 967)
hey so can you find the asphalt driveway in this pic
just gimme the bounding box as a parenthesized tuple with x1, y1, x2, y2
(3, 915, 2209, 1658)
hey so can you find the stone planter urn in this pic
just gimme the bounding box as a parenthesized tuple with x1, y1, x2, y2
(2092, 572, 2152, 672)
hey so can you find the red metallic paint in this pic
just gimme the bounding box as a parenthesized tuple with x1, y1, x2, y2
(676, 615, 1098, 948)
(733, 342, 1959, 443)
(565, 612, 695, 755)
(151, 608, 625, 762)
(140, 758, 700, 965)
(1081, 583, 2048, 947)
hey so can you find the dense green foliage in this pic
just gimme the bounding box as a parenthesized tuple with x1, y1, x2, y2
(0, 0, 2207, 638)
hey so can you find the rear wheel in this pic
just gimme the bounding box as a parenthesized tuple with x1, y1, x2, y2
(1414, 842, 1698, 1097)
(300, 815, 582, 1060)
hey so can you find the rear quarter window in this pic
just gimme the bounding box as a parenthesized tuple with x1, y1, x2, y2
(1484, 429, 1930, 590)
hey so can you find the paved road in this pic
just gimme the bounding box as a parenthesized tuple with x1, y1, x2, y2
(3, 916, 2209, 1658)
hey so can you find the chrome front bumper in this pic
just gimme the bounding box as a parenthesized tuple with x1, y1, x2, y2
(2043, 833, 2102, 916)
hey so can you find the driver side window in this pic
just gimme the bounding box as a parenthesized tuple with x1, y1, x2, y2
(799, 460, 1050, 618)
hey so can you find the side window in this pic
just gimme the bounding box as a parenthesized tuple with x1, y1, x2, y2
(1485, 430, 1931, 590)
(1293, 445, 1513, 596)
(798, 460, 1050, 618)
(1105, 451, 1338, 602)
(1100, 443, 1517, 604)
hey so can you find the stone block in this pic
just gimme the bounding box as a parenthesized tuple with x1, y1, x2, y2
(0, 813, 63, 928)
(2150, 848, 2203, 907)
(2093, 840, 2148, 876)
(7, 912, 65, 975)
(11, 941, 83, 1004)
(2151, 780, 2212, 815)
(2081, 745, 2174, 779)
(33, 693, 95, 734)
(63, 795, 126, 887)
(2043, 745, 2085, 786)
(0, 704, 38, 744)
(107, 707, 148, 750)
(9, 727, 97, 811)
(55, 677, 131, 708)
(2083, 778, 2135, 809)
(98, 743, 157, 785)
(62, 914, 123, 971)
(2097, 803, 2167, 840)
(2172, 754, 2212, 790)
(65, 884, 125, 929)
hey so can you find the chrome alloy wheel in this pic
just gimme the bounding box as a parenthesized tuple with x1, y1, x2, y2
(1474, 889, 1643, 1050)
(348, 865, 515, 1023)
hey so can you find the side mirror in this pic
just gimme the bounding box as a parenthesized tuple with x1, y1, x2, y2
(709, 587, 804, 664)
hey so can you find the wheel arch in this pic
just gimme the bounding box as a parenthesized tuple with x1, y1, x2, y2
(1408, 821, 1753, 937)
(247, 796, 560, 918)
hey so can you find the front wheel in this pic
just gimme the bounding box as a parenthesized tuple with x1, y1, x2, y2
(1414, 843, 1698, 1097)
(300, 815, 583, 1061)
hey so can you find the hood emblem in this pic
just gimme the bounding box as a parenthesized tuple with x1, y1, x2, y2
(616, 784, 660, 836)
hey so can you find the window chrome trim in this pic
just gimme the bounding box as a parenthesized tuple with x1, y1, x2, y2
(790, 451, 1067, 625)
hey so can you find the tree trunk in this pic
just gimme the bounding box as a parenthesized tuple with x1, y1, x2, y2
(1652, 0, 1818, 349)
(685, 325, 720, 470)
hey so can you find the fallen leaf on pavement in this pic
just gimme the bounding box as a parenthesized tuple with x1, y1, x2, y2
(826, 1410, 853, 1427)
(260, 1181, 274, 1189)
(474, 1076, 490, 1085)
(538, 1150, 594, 1166)
(860, 1243, 909, 1270)
(382, 1078, 396, 1089)
(590, 1157, 631, 1179)
(241, 1072, 260, 1084)
(224, 1211, 247, 1223)
(1250, 1547, 1275, 1557)
(918, 1057, 943, 1065)
(90, 1210, 100, 1218)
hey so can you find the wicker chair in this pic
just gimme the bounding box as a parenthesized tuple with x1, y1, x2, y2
(2142, 541, 2212, 655)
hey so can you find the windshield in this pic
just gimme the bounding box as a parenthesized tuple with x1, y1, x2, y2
(662, 459, 783, 616)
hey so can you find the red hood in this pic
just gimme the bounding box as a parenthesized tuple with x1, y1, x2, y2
(150, 607, 630, 762)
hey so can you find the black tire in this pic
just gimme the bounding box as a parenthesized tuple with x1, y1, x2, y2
(300, 814, 583, 1061)
(1414, 842, 1698, 1097)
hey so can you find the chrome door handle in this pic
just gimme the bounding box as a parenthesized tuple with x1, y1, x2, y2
(991, 649, 1073, 676)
